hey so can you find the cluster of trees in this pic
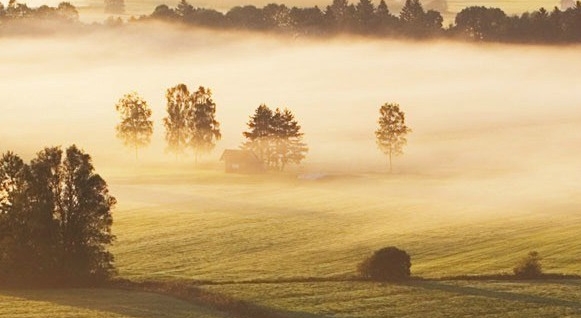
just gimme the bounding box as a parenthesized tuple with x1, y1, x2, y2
(142, 0, 581, 43)
(453, 4, 581, 42)
(242, 105, 308, 171)
(115, 86, 308, 171)
(115, 85, 221, 162)
(0, 146, 116, 286)
(0, 0, 78, 24)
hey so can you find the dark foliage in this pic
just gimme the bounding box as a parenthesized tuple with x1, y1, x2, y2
(137, 0, 581, 43)
(163, 84, 221, 160)
(358, 246, 411, 281)
(0, 146, 116, 287)
(0, 0, 79, 23)
(242, 104, 308, 171)
(1, 0, 579, 43)
(513, 251, 543, 279)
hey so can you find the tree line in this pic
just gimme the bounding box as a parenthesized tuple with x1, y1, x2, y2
(142, 0, 581, 43)
(1, 0, 580, 43)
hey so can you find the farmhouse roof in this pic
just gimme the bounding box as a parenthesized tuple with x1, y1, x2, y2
(219, 149, 260, 162)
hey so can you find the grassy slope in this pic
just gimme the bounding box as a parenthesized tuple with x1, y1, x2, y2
(0, 288, 228, 318)
(109, 169, 581, 282)
(201, 280, 581, 317)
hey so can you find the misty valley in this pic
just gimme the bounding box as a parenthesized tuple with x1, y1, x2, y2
(1, 0, 581, 317)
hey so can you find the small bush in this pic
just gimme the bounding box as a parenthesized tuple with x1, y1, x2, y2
(358, 246, 411, 281)
(513, 251, 543, 279)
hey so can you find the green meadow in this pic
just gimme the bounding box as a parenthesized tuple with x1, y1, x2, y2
(3, 167, 581, 317)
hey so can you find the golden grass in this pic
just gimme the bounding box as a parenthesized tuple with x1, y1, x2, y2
(0, 288, 228, 318)
(201, 280, 581, 317)
(109, 168, 581, 282)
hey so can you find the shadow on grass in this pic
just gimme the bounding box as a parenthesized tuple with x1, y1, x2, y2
(406, 280, 581, 310)
(0, 283, 326, 318)
(0, 287, 222, 318)
(111, 279, 327, 318)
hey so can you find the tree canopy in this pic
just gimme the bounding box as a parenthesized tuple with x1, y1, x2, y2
(0, 0, 580, 43)
(358, 246, 412, 281)
(375, 103, 411, 172)
(242, 104, 308, 171)
(0, 146, 116, 286)
(163, 84, 221, 160)
(115, 92, 154, 159)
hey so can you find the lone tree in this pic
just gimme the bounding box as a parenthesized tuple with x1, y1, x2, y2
(115, 92, 153, 159)
(104, 0, 124, 14)
(358, 246, 411, 281)
(242, 104, 308, 171)
(163, 84, 221, 161)
(0, 145, 116, 286)
(513, 251, 543, 279)
(375, 103, 411, 172)
(190, 86, 221, 163)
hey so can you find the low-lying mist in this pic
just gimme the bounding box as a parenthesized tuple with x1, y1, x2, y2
(1, 24, 580, 210)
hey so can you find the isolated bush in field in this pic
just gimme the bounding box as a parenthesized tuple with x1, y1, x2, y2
(513, 251, 543, 279)
(358, 246, 411, 281)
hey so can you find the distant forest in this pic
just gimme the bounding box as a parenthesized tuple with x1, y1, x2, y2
(0, 0, 580, 43)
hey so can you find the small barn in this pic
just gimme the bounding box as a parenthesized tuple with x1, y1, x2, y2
(219, 149, 263, 173)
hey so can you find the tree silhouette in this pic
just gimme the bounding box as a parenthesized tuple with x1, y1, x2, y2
(190, 86, 221, 163)
(242, 104, 274, 166)
(271, 108, 308, 171)
(0, 146, 116, 286)
(358, 246, 411, 281)
(514, 251, 543, 279)
(454, 6, 508, 41)
(242, 105, 307, 171)
(164, 84, 193, 159)
(355, 0, 375, 32)
(375, 103, 411, 173)
(115, 92, 153, 159)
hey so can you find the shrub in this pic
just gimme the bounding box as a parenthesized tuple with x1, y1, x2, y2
(513, 251, 543, 279)
(358, 246, 411, 281)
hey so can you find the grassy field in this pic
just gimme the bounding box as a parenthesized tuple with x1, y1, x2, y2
(201, 280, 581, 317)
(0, 288, 228, 318)
(108, 168, 581, 283)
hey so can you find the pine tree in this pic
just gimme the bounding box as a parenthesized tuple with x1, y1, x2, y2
(242, 105, 307, 171)
(242, 104, 274, 166)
